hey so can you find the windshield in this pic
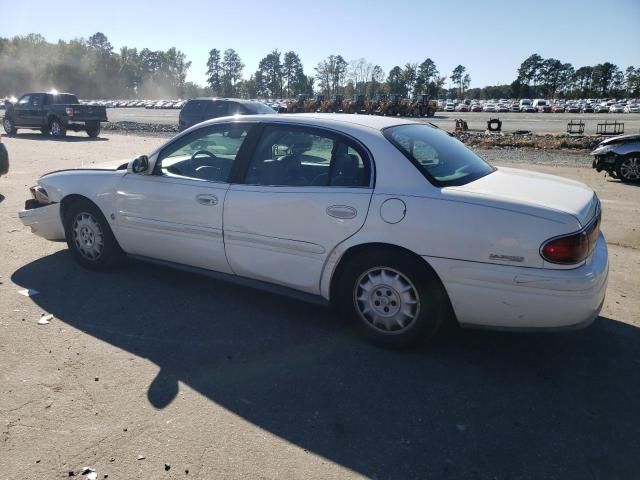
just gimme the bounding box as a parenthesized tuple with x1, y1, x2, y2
(384, 124, 494, 187)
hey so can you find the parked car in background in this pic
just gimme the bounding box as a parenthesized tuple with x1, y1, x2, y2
(566, 104, 581, 113)
(595, 104, 609, 113)
(444, 102, 455, 112)
(519, 99, 533, 112)
(0, 137, 8, 177)
(178, 98, 276, 131)
(470, 104, 482, 112)
(2, 92, 108, 138)
(18, 114, 608, 348)
(552, 104, 566, 113)
(624, 103, 640, 113)
(483, 103, 496, 112)
(609, 104, 625, 113)
(582, 104, 595, 113)
(533, 99, 551, 112)
(510, 103, 520, 112)
(454, 103, 469, 112)
(496, 104, 510, 113)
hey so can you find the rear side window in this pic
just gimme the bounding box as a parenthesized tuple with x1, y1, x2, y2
(206, 101, 229, 117)
(244, 125, 371, 187)
(51, 94, 78, 104)
(182, 100, 209, 114)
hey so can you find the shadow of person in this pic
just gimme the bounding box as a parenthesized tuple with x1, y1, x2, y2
(11, 251, 640, 479)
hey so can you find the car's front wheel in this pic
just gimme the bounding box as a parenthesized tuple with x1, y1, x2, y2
(64, 199, 123, 270)
(339, 249, 449, 348)
(616, 155, 640, 183)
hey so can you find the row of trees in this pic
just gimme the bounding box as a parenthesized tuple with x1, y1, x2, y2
(0, 33, 197, 99)
(2, 34, 638, 100)
(205, 48, 456, 100)
(511, 54, 639, 99)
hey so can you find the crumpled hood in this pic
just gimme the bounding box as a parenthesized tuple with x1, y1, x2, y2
(446, 167, 597, 227)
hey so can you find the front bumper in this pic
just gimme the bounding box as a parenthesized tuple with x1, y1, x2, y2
(427, 233, 609, 330)
(18, 203, 65, 241)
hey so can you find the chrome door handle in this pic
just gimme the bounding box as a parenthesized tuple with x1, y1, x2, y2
(196, 194, 218, 206)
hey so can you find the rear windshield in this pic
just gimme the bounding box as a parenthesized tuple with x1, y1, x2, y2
(50, 94, 78, 104)
(384, 124, 494, 187)
(246, 102, 276, 114)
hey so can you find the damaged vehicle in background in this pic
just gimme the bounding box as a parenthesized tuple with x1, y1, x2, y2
(0, 137, 8, 177)
(18, 114, 608, 348)
(592, 133, 640, 183)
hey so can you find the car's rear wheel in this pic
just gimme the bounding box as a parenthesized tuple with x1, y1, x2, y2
(616, 155, 640, 183)
(50, 119, 66, 138)
(64, 199, 123, 270)
(3, 117, 16, 135)
(86, 126, 101, 138)
(339, 249, 449, 348)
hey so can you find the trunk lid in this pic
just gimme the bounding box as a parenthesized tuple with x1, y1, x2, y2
(447, 167, 597, 227)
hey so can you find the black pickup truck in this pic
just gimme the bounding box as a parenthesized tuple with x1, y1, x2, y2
(2, 92, 107, 138)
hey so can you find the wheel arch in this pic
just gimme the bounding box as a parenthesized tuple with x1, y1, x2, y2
(60, 194, 103, 226)
(327, 242, 455, 318)
(47, 114, 63, 126)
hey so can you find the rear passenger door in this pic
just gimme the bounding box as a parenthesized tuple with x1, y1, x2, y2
(223, 124, 374, 295)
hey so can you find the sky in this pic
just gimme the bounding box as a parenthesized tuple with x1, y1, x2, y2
(2, 0, 639, 89)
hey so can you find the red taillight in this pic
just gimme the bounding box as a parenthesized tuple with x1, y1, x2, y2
(541, 209, 601, 265)
(65, 107, 74, 116)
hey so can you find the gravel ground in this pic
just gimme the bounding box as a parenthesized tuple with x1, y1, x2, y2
(102, 107, 640, 135)
(1, 132, 639, 480)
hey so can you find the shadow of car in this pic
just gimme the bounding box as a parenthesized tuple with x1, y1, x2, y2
(11, 251, 640, 479)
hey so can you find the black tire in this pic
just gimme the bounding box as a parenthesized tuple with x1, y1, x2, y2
(64, 199, 124, 270)
(426, 108, 435, 117)
(86, 126, 101, 138)
(40, 127, 50, 135)
(50, 118, 66, 138)
(3, 116, 17, 135)
(338, 249, 449, 349)
(616, 155, 640, 183)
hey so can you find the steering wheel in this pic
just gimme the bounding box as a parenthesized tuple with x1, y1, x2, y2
(190, 150, 217, 162)
(185, 150, 217, 177)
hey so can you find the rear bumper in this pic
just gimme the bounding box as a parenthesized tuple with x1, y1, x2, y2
(18, 203, 65, 241)
(427, 233, 609, 330)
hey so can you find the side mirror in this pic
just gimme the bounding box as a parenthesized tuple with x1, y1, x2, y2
(131, 155, 149, 174)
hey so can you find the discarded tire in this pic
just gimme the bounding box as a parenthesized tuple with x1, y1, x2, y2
(487, 118, 502, 132)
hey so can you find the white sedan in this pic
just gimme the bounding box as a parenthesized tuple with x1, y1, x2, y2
(19, 114, 608, 348)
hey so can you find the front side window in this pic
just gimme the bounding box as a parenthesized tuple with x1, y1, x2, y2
(156, 124, 250, 182)
(244, 125, 370, 187)
(18, 95, 31, 105)
(384, 124, 494, 187)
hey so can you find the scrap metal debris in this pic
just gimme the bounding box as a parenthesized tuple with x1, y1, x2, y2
(81, 467, 97, 480)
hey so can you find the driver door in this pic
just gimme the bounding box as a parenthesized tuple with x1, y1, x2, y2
(113, 123, 252, 273)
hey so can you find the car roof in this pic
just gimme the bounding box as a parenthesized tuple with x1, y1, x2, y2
(198, 113, 421, 132)
(189, 98, 262, 105)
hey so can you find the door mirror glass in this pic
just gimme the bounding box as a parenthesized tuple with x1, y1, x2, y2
(131, 155, 149, 173)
